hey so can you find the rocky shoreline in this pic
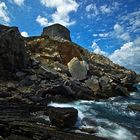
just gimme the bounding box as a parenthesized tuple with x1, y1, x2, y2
(0, 24, 140, 140)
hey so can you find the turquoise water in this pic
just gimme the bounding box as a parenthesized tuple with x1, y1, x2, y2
(48, 84, 140, 140)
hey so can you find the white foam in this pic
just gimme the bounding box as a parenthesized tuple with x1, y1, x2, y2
(48, 100, 138, 140)
(96, 125, 138, 140)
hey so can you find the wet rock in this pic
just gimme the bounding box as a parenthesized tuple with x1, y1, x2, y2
(128, 104, 140, 111)
(68, 57, 87, 80)
(42, 24, 71, 41)
(80, 127, 97, 134)
(115, 85, 129, 96)
(49, 107, 78, 128)
(85, 76, 100, 92)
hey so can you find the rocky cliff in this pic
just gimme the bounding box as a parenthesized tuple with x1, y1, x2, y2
(0, 24, 139, 140)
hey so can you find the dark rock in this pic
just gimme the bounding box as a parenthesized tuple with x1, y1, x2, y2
(0, 91, 11, 98)
(115, 85, 129, 96)
(49, 107, 78, 128)
(0, 136, 4, 140)
(64, 80, 95, 100)
(128, 104, 140, 111)
(5, 135, 33, 140)
(7, 82, 16, 91)
(16, 71, 26, 80)
(80, 127, 97, 134)
(42, 24, 71, 41)
(37, 84, 75, 102)
(0, 26, 29, 79)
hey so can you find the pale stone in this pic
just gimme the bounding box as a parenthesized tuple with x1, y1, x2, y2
(67, 57, 87, 80)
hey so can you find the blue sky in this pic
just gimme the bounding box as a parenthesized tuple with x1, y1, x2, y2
(0, 0, 140, 73)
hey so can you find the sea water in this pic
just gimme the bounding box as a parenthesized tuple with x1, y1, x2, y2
(48, 84, 140, 140)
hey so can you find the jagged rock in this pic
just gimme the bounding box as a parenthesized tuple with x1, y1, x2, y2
(99, 76, 109, 88)
(68, 57, 87, 80)
(49, 107, 78, 128)
(37, 84, 74, 102)
(64, 80, 95, 100)
(7, 82, 16, 91)
(0, 26, 28, 79)
(128, 104, 140, 111)
(42, 24, 71, 41)
(85, 76, 100, 92)
(115, 85, 129, 96)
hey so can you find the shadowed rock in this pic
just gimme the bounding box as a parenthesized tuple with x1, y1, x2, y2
(41, 24, 72, 41)
(0, 25, 28, 79)
(49, 107, 78, 128)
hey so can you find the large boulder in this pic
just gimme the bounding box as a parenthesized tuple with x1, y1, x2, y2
(49, 107, 78, 128)
(0, 25, 28, 79)
(67, 57, 87, 80)
(41, 24, 71, 41)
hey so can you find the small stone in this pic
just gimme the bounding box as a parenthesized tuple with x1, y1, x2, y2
(7, 82, 16, 90)
(80, 127, 97, 134)
(29, 75, 38, 81)
(16, 71, 26, 79)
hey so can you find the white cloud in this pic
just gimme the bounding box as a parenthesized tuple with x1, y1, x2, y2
(100, 5, 111, 14)
(114, 23, 130, 41)
(38, 0, 79, 27)
(93, 34, 98, 37)
(85, 3, 99, 17)
(110, 37, 140, 73)
(114, 23, 123, 34)
(99, 33, 109, 37)
(36, 15, 48, 26)
(12, 0, 25, 6)
(21, 31, 29, 37)
(92, 42, 108, 56)
(0, 2, 10, 24)
(86, 2, 120, 18)
(93, 33, 109, 38)
(118, 10, 140, 34)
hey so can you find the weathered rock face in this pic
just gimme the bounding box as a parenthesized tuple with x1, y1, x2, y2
(85, 76, 100, 92)
(68, 57, 87, 80)
(42, 24, 72, 41)
(49, 107, 78, 128)
(0, 26, 28, 79)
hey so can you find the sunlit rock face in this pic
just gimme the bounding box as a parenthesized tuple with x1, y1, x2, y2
(67, 57, 87, 80)
(0, 25, 28, 79)
(41, 24, 72, 41)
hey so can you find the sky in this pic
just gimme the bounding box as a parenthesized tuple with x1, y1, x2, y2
(0, 0, 140, 73)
